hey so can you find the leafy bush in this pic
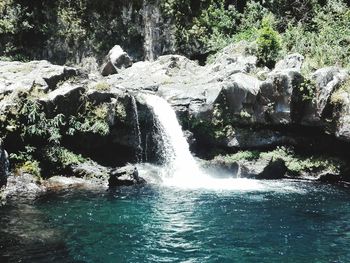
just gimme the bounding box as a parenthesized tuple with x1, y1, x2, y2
(256, 15, 281, 68)
(331, 79, 350, 106)
(44, 146, 86, 169)
(213, 150, 260, 164)
(10, 146, 41, 178)
(282, 0, 350, 71)
(67, 102, 110, 136)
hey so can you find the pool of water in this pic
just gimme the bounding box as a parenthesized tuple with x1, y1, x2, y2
(1, 180, 350, 262)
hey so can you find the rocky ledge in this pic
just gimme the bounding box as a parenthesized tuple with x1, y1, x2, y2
(0, 42, 350, 202)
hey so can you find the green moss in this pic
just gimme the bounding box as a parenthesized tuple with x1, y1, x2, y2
(213, 150, 260, 164)
(93, 81, 111, 91)
(44, 146, 86, 169)
(299, 77, 316, 102)
(16, 160, 41, 179)
(331, 79, 350, 106)
(67, 102, 110, 136)
(10, 146, 42, 179)
(260, 147, 342, 174)
(212, 147, 344, 176)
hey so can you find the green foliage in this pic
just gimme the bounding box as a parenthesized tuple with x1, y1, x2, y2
(260, 147, 342, 174)
(331, 79, 350, 106)
(9, 146, 41, 178)
(16, 160, 41, 178)
(67, 102, 110, 136)
(282, 0, 350, 71)
(93, 81, 111, 91)
(256, 15, 281, 68)
(0, 0, 349, 69)
(213, 150, 260, 163)
(213, 147, 343, 175)
(190, 1, 239, 52)
(299, 77, 316, 102)
(57, 5, 86, 48)
(44, 146, 86, 169)
(20, 99, 65, 144)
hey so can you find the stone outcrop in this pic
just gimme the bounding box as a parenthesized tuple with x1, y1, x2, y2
(299, 67, 348, 126)
(0, 60, 80, 94)
(101, 45, 132, 76)
(1, 40, 350, 199)
(109, 165, 145, 187)
(2, 173, 45, 200)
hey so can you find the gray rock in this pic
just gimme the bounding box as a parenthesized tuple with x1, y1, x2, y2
(101, 45, 132, 76)
(275, 53, 304, 71)
(2, 173, 45, 200)
(334, 90, 350, 142)
(258, 158, 288, 179)
(215, 73, 260, 115)
(71, 161, 109, 187)
(0, 60, 80, 94)
(45, 176, 96, 190)
(208, 156, 287, 179)
(254, 69, 303, 124)
(225, 129, 293, 149)
(301, 67, 348, 125)
(40, 83, 85, 115)
(109, 165, 145, 187)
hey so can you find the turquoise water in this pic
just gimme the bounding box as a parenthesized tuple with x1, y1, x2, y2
(1, 180, 350, 262)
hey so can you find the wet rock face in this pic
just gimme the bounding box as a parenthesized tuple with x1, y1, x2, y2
(109, 165, 145, 187)
(2, 173, 45, 200)
(0, 144, 9, 188)
(101, 45, 133, 76)
(299, 67, 349, 126)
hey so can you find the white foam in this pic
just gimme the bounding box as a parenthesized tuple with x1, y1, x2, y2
(142, 94, 305, 194)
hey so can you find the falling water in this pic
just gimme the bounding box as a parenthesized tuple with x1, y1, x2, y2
(143, 94, 201, 173)
(131, 96, 143, 162)
(142, 94, 271, 191)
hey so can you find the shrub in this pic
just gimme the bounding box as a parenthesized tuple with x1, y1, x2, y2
(256, 15, 281, 68)
(93, 81, 110, 91)
(282, 0, 350, 71)
(44, 146, 86, 169)
(331, 79, 350, 106)
(67, 102, 110, 136)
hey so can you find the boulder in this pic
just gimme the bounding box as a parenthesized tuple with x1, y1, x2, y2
(300, 67, 348, 125)
(210, 42, 258, 75)
(334, 90, 350, 142)
(258, 158, 288, 179)
(208, 156, 287, 179)
(71, 161, 109, 187)
(0, 60, 79, 94)
(45, 176, 95, 190)
(238, 158, 286, 179)
(256, 69, 303, 124)
(2, 173, 45, 200)
(109, 165, 145, 187)
(214, 73, 260, 115)
(40, 83, 85, 115)
(101, 45, 132, 76)
(225, 129, 293, 149)
(275, 53, 304, 71)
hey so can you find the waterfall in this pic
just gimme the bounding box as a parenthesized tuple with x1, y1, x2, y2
(131, 96, 143, 162)
(142, 94, 266, 190)
(143, 94, 201, 175)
